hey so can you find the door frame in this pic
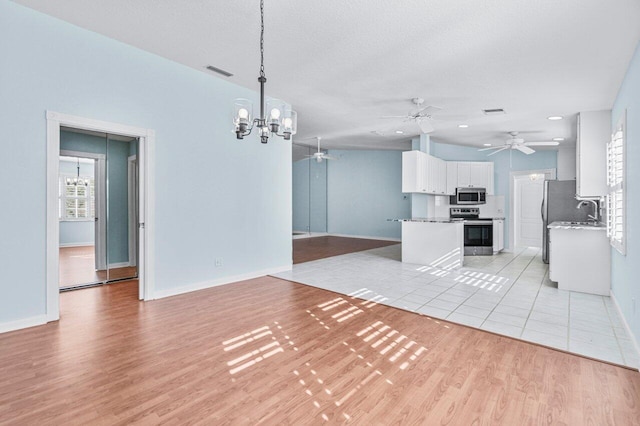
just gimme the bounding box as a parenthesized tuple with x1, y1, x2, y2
(59, 150, 107, 270)
(46, 111, 156, 322)
(508, 168, 556, 252)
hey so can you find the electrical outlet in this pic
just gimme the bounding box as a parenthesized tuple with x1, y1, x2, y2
(215, 257, 223, 267)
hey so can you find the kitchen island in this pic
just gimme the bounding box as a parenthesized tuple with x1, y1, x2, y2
(392, 218, 464, 270)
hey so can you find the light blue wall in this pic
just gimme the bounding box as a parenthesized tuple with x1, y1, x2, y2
(611, 40, 640, 342)
(292, 158, 327, 233)
(0, 2, 291, 324)
(431, 142, 557, 249)
(326, 150, 410, 239)
(107, 139, 130, 264)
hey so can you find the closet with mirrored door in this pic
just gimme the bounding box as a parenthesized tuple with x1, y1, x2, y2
(292, 143, 328, 237)
(58, 127, 139, 291)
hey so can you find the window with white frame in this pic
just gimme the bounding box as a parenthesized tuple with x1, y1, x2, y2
(59, 175, 95, 220)
(606, 111, 626, 254)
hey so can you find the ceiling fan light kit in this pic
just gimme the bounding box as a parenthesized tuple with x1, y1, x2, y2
(380, 97, 442, 135)
(305, 137, 337, 163)
(232, 0, 297, 144)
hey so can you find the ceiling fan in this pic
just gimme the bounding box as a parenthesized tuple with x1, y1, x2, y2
(479, 132, 560, 156)
(305, 137, 338, 162)
(381, 98, 442, 134)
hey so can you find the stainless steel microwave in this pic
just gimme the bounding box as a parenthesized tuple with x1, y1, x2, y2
(453, 187, 486, 205)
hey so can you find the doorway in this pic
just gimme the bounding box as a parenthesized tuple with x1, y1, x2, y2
(58, 129, 139, 290)
(509, 169, 556, 250)
(46, 111, 155, 322)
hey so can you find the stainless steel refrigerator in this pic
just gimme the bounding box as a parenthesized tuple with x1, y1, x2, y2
(541, 180, 591, 263)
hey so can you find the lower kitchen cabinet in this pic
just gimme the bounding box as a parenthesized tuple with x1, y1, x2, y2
(492, 219, 504, 253)
(548, 226, 610, 295)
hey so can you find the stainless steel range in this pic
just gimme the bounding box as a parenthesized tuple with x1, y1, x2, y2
(450, 207, 493, 256)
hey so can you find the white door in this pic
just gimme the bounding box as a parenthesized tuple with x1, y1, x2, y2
(515, 175, 545, 247)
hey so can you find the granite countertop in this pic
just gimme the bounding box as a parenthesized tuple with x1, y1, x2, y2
(548, 221, 606, 231)
(388, 217, 464, 223)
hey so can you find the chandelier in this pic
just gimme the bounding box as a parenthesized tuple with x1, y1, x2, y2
(65, 158, 89, 186)
(232, 0, 297, 144)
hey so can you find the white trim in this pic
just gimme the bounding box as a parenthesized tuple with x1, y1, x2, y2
(59, 150, 105, 161)
(154, 264, 293, 300)
(108, 262, 131, 269)
(59, 242, 95, 248)
(508, 168, 556, 251)
(0, 315, 48, 334)
(46, 111, 156, 324)
(610, 291, 640, 366)
(328, 233, 401, 242)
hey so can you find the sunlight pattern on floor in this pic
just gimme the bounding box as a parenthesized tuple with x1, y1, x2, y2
(272, 245, 638, 368)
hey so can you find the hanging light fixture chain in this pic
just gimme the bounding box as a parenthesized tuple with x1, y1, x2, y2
(259, 0, 265, 79)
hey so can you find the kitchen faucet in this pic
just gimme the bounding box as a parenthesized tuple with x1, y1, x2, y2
(576, 199, 600, 223)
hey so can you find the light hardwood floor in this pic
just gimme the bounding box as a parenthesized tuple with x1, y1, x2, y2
(1, 273, 639, 424)
(59, 245, 137, 288)
(293, 235, 398, 264)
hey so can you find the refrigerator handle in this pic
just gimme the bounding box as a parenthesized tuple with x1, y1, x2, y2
(541, 199, 545, 222)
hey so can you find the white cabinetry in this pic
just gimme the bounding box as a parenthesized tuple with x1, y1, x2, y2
(548, 226, 610, 295)
(446, 162, 457, 195)
(402, 151, 448, 195)
(447, 161, 494, 194)
(576, 110, 610, 197)
(402, 151, 428, 193)
(492, 219, 504, 253)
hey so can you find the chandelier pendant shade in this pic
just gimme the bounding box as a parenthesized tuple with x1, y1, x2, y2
(232, 0, 297, 144)
(65, 158, 89, 186)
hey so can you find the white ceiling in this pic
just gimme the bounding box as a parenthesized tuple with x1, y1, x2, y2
(13, 0, 640, 152)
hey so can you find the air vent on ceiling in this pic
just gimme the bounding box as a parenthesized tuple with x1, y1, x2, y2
(482, 108, 506, 115)
(205, 65, 233, 77)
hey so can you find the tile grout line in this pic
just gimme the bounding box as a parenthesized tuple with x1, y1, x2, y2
(602, 294, 628, 365)
(477, 248, 541, 332)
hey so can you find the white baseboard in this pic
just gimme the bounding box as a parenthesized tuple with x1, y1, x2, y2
(59, 243, 95, 248)
(153, 264, 293, 300)
(328, 233, 401, 242)
(610, 291, 640, 363)
(0, 314, 48, 334)
(108, 261, 131, 268)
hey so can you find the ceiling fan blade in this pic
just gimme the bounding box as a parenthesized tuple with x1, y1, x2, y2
(322, 155, 338, 160)
(515, 145, 535, 155)
(415, 105, 442, 117)
(417, 119, 434, 134)
(524, 141, 560, 146)
(477, 146, 503, 152)
(487, 147, 508, 156)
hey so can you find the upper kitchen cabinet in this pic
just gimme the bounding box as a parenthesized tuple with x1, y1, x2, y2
(402, 150, 428, 193)
(449, 161, 494, 195)
(576, 110, 611, 197)
(402, 151, 447, 195)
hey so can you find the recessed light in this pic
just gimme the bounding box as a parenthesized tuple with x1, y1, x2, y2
(458, 124, 469, 128)
(553, 137, 565, 141)
(483, 143, 492, 147)
(395, 130, 404, 134)
(547, 116, 563, 120)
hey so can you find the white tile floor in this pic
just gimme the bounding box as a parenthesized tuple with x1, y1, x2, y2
(273, 244, 639, 369)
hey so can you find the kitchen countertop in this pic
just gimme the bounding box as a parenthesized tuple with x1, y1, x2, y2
(548, 221, 606, 231)
(388, 217, 464, 223)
